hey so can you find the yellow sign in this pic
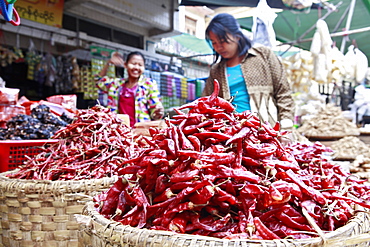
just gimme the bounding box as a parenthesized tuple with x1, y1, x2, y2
(15, 0, 64, 28)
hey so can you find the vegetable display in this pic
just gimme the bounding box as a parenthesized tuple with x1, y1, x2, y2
(94, 80, 370, 240)
(297, 104, 360, 138)
(7, 105, 139, 180)
(330, 136, 370, 160)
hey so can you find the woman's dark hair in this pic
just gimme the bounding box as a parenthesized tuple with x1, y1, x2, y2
(126, 51, 146, 63)
(206, 13, 252, 63)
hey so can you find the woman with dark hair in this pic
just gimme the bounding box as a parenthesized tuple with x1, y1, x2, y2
(203, 13, 295, 131)
(95, 51, 164, 127)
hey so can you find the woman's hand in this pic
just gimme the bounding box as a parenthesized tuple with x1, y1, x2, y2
(151, 105, 164, 120)
(110, 52, 124, 67)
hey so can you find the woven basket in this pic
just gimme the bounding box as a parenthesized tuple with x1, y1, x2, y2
(78, 201, 370, 247)
(0, 171, 118, 247)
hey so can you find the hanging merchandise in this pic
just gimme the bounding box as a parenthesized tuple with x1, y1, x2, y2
(329, 46, 346, 84)
(0, 46, 20, 67)
(344, 45, 369, 84)
(54, 56, 75, 94)
(252, 0, 277, 48)
(71, 57, 81, 91)
(282, 50, 314, 93)
(310, 19, 333, 84)
(25, 40, 42, 81)
(42, 53, 57, 88)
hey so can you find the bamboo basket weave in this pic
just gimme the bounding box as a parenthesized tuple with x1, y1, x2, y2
(0, 171, 118, 247)
(78, 201, 370, 247)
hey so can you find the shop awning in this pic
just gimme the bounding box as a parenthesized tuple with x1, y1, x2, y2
(172, 33, 213, 55)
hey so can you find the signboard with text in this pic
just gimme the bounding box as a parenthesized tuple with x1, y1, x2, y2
(15, 0, 64, 28)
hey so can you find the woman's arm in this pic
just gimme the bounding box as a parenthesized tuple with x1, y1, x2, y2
(267, 49, 295, 128)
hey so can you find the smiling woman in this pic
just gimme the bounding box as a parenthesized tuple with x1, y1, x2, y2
(94, 51, 164, 127)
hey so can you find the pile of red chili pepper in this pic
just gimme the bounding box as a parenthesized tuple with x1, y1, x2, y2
(7, 105, 139, 180)
(94, 80, 370, 240)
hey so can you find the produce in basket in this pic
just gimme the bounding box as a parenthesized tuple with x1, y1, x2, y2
(0, 104, 73, 140)
(93, 80, 370, 240)
(7, 105, 139, 180)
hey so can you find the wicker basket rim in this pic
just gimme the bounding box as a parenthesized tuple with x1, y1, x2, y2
(0, 170, 118, 194)
(81, 201, 370, 246)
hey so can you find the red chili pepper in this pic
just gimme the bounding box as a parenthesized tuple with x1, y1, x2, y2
(158, 139, 177, 159)
(113, 187, 137, 221)
(208, 165, 260, 184)
(168, 213, 189, 233)
(153, 187, 176, 203)
(119, 205, 139, 226)
(327, 193, 370, 209)
(254, 217, 281, 240)
(100, 177, 128, 216)
(178, 150, 235, 164)
(170, 181, 198, 192)
(176, 126, 194, 150)
(189, 213, 232, 232)
(187, 135, 201, 152)
(147, 197, 177, 219)
(234, 139, 243, 168)
(211, 112, 236, 123)
(261, 122, 279, 138)
(214, 187, 238, 205)
(285, 169, 327, 205)
(241, 156, 261, 167)
(148, 149, 167, 158)
(183, 119, 214, 135)
(240, 184, 266, 195)
(214, 98, 235, 113)
(225, 126, 251, 145)
(208, 79, 220, 102)
(170, 169, 200, 183)
(261, 159, 300, 171)
(273, 121, 280, 131)
(154, 174, 170, 194)
(245, 141, 278, 159)
(189, 185, 215, 204)
(193, 131, 231, 142)
(117, 165, 141, 175)
(276, 211, 313, 231)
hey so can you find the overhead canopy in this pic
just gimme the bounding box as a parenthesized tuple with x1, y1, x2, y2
(238, 0, 370, 64)
(180, 0, 370, 65)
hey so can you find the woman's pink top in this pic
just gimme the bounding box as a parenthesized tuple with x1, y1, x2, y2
(118, 85, 137, 127)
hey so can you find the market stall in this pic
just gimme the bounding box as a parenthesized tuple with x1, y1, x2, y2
(1, 0, 370, 246)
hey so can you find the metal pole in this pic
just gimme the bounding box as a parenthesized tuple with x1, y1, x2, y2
(340, 0, 356, 53)
(280, 26, 370, 45)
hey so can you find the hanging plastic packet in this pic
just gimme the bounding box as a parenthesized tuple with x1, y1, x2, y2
(252, 0, 277, 48)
